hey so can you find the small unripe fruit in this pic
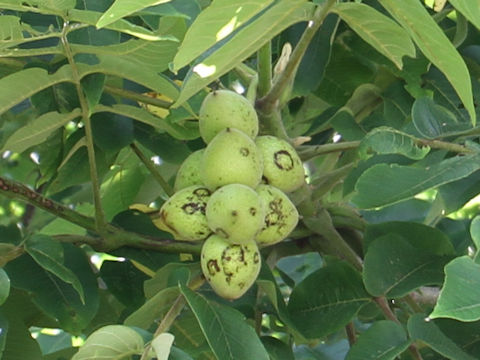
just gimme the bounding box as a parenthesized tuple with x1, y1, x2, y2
(256, 135, 305, 192)
(199, 90, 258, 143)
(206, 184, 265, 244)
(255, 185, 299, 246)
(152, 186, 211, 241)
(201, 234, 261, 300)
(202, 128, 263, 190)
(174, 149, 205, 192)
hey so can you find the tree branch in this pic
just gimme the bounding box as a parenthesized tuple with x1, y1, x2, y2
(0, 176, 202, 254)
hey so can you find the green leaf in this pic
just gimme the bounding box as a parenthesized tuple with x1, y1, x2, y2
(289, 14, 339, 98)
(262, 337, 294, 360)
(68, 8, 174, 41)
(25, 234, 85, 303)
(332, 3, 415, 69)
(100, 150, 146, 221)
(79, 57, 180, 101)
(180, 284, 270, 360)
(97, 0, 172, 29)
(287, 261, 371, 339)
(5, 245, 99, 335)
(430, 256, 480, 321)
(412, 97, 471, 139)
(49, 143, 109, 194)
(437, 171, 480, 215)
(0, 268, 9, 306)
(2, 316, 42, 360)
(152, 333, 175, 360)
(363, 235, 450, 298)
(345, 320, 411, 360)
(358, 127, 430, 160)
(424, 67, 476, 126)
(1, 109, 81, 154)
(144, 262, 200, 299)
(81, 74, 105, 110)
(363, 221, 455, 255)
(471, 216, 480, 252)
(173, 0, 274, 71)
(99, 260, 148, 309)
(72, 325, 144, 360)
(93, 104, 198, 140)
(0, 311, 7, 358)
(378, 0, 476, 125)
(434, 318, 480, 358)
(91, 112, 134, 152)
(448, 0, 480, 33)
(0, 66, 73, 116)
(124, 287, 180, 329)
(174, 0, 313, 106)
(352, 152, 480, 209)
(408, 313, 476, 360)
(0, 0, 75, 13)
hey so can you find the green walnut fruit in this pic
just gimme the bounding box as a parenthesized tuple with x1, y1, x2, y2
(202, 128, 263, 190)
(256, 135, 305, 192)
(152, 185, 211, 241)
(174, 149, 205, 192)
(201, 234, 261, 300)
(206, 184, 265, 244)
(255, 185, 299, 246)
(199, 89, 258, 143)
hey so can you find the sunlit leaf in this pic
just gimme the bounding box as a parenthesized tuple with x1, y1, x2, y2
(359, 126, 430, 160)
(379, 0, 476, 125)
(408, 313, 476, 360)
(180, 284, 270, 360)
(72, 325, 144, 359)
(1, 109, 81, 154)
(430, 256, 480, 321)
(173, 0, 274, 71)
(353, 152, 480, 209)
(332, 3, 415, 69)
(0, 268, 9, 306)
(448, 0, 480, 32)
(97, 0, 172, 28)
(174, 0, 313, 106)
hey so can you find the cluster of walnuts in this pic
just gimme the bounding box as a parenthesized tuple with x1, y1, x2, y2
(153, 90, 305, 299)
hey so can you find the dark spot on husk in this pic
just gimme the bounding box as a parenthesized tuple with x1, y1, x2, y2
(207, 259, 220, 276)
(274, 150, 294, 171)
(240, 147, 249, 156)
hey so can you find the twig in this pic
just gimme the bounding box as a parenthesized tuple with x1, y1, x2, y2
(140, 295, 187, 360)
(104, 85, 172, 109)
(257, 41, 272, 98)
(374, 297, 423, 360)
(61, 25, 107, 231)
(298, 141, 361, 161)
(417, 139, 475, 154)
(130, 143, 174, 197)
(140, 276, 205, 360)
(346, 322, 356, 346)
